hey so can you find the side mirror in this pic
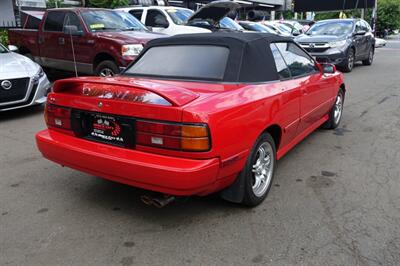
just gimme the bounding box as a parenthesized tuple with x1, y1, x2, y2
(322, 63, 336, 74)
(354, 30, 366, 36)
(8, 45, 19, 52)
(63, 25, 82, 36)
(154, 18, 169, 28)
(292, 30, 301, 36)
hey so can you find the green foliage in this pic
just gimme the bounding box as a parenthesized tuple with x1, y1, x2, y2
(88, 0, 128, 8)
(314, 11, 341, 21)
(0, 30, 8, 45)
(280, 11, 294, 20)
(377, 0, 400, 30)
(46, 0, 65, 8)
(312, 0, 400, 31)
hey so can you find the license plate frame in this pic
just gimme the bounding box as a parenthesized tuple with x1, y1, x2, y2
(71, 110, 135, 148)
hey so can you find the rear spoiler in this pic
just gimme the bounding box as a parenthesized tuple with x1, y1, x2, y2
(52, 77, 200, 107)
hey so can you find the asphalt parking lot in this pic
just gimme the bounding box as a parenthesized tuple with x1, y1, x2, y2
(1, 39, 400, 266)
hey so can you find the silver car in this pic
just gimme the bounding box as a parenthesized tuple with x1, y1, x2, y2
(0, 44, 50, 111)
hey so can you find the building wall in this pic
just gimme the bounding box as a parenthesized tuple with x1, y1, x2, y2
(0, 0, 16, 28)
(17, 0, 46, 8)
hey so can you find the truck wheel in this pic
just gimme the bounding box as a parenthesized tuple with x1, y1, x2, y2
(95, 60, 119, 77)
(341, 48, 355, 73)
(321, 89, 344, 129)
(242, 132, 277, 207)
(362, 47, 374, 66)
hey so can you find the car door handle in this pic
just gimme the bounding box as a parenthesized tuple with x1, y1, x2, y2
(58, 37, 65, 45)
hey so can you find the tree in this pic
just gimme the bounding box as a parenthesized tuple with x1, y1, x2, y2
(88, 0, 129, 8)
(0, 30, 8, 45)
(46, 0, 64, 8)
(377, 0, 400, 30)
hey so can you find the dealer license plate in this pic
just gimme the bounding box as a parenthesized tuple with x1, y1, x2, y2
(71, 110, 135, 148)
(89, 114, 124, 144)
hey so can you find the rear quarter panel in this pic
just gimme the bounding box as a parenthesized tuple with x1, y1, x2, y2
(182, 82, 292, 176)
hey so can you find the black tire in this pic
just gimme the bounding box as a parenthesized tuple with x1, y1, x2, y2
(362, 47, 374, 65)
(241, 132, 277, 207)
(95, 60, 119, 77)
(341, 48, 355, 73)
(321, 89, 345, 129)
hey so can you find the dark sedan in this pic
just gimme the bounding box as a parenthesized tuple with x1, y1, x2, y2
(296, 19, 375, 72)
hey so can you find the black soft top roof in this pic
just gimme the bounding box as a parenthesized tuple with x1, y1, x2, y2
(133, 32, 294, 82)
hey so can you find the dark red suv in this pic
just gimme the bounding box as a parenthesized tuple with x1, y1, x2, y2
(9, 8, 165, 76)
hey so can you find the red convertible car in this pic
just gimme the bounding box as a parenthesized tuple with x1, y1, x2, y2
(36, 33, 345, 206)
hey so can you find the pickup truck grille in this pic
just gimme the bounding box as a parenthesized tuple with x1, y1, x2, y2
(299, 42, 330, 53)
(0, 77, 30, 103)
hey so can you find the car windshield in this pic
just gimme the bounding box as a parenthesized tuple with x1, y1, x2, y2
(274, 23, 292, 34)
(282, 21, 303, 31)
(220, 17, 243, 31)
(0, 44, 8, 53)
(307, 21, 354, 36)
(165, 8, 193, 25)
(81, 10, 148, 32)
(124, 45, 229, 81)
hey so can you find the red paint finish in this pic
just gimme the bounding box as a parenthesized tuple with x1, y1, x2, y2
(36, 69, 344, 196)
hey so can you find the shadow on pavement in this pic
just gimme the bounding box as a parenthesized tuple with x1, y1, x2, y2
(0, 104, 44, 122)
(72, 176, 249, 225)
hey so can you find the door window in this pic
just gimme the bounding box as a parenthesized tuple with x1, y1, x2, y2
(63, 12, 83, 33)
(275, 42, 317, 78)
(129, 9, 143, 20)
(44, 11, 66, 31)
(270, 43, 291, 80)
(355, 21, 363, 33)
(145, 10, 169, 27)
(361, 21, 371, 32)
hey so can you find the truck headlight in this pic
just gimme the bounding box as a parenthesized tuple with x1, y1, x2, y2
(121, 44, 143, 57)
(329, 40, 347, 48)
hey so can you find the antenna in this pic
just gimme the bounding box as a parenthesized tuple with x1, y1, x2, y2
(65, 16, 78, 77)
(69, 30, 78, 78)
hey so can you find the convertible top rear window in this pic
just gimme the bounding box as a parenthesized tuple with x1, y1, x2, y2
(125, 45, 229, 81)
(124, 32, 294, 82)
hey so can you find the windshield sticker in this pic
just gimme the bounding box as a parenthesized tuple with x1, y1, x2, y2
(90, 23, 105, 29)
(166, 9, 177, 13)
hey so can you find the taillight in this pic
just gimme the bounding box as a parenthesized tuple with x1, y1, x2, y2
(45, 104, 71, 130)
(136, 120, 210, 152)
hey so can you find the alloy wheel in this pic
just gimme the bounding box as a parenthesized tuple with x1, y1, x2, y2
(368, 49, 374, 64)
(251, 142, 274, 197)
(348, 51, 354, 71)
(334, 94, 343, 124)
(99, 68, 115, 77)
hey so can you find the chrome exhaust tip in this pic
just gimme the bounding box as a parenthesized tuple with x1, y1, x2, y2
(140, 195, 175, 208)
(151, 196, 175, 208)
(140, 195, 154, 206)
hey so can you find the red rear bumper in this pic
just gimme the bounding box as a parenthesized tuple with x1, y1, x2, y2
(36, 129, 220, 196)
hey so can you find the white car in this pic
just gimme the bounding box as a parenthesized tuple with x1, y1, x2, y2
(261, 21, 293, 37)
(0, 44, 50, 111)
(116, 6, 210, 35)
(375, 38, 387, 48)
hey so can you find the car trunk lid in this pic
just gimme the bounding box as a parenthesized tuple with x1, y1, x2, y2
(50, 76, 201, 122)
(187, 1, 240, 26)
